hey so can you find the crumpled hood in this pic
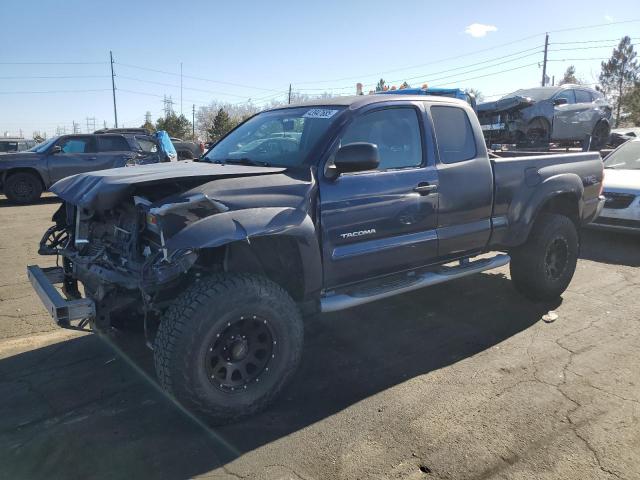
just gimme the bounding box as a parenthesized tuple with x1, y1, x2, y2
(50, 161, 285, 211)
(603, 168, 640, 194)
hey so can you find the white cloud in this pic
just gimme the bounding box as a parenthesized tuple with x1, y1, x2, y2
(464, 23, 498, 38)
(604, 15, 614, 23)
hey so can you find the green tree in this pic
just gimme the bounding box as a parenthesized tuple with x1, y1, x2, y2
(207, 108, 236, 142)
(375, 78, 387, 92)
(466, 88, 484, 102)
(560, 65, 580, 85)
(141, 120, 156, 133)
(599, 36, 640, 126)
(155, 113, 191, 138)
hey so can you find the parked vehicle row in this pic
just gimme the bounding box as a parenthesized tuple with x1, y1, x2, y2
(28, 94, 605, 423)
(590, 137, 640, 233)
(0, 131, 170, 204)
(0, 137, 36, 154)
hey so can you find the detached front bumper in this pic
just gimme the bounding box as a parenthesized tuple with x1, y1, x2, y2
(27, 265, 95, 326)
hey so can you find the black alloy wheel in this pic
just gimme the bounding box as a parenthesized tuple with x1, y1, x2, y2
(204, 315, 276, 392)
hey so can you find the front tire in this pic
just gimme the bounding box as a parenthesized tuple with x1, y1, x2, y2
(4, 172, 43, 204)
(154, 273, 303, 423)
(510, 213, 579, 302)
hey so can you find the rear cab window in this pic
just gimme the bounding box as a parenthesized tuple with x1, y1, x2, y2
(430, 106, 477, 164)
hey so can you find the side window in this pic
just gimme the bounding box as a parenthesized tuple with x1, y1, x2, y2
(430, 106, 477, 164)
(575, 90, 592, 104)
(57, 137, 95, 154)
(555, 90, 576, 104)
(340, 108, 423, 170)
(135, 136, 158, 153)
(98, 135, 131, 152)
(0, 142, 17, 153)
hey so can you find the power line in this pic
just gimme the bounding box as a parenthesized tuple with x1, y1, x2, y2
(291, 19, 640, 87)
(550, 37, 640, 45)
(298, 46, 545, 92)
(115, 62, 284, 93)
(430, 62, 540, 88)
(0, 61, 107, 65)
(0, 75, 110, 79)
(0, 88, 111, 94)
(117, 75, 252, 99)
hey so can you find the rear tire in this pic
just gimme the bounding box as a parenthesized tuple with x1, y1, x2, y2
(525, 118, 550, 148)
(4, 172, 43, 204)
(154, 273, 303, 424)
(510, 213, 579, 302)
(590, 121, 610, 150)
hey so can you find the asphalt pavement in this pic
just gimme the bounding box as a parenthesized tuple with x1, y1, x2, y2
(0, 195, 638, 480)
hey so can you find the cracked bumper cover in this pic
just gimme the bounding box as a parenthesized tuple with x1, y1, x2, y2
(27, 265, 95, 325)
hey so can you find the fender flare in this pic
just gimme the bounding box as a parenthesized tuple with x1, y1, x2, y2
(165, 207, 323, 297)
(502, 172, 584, 246)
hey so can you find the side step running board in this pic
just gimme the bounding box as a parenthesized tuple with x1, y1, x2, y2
(320, 254, 510, 313)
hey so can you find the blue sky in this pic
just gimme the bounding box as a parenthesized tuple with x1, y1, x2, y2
(1, 0, 638, 137)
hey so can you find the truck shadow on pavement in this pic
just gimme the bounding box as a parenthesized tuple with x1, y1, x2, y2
(580, 228, 640, 267)
(0, 272, 555, 480)
(0, 195, 60, 208)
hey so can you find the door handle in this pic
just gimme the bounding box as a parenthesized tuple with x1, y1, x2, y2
(86, 157, 97, 160)
(414, 183, 437, 194)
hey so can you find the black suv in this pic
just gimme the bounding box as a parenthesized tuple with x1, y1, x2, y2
(0, 131, 163, 204)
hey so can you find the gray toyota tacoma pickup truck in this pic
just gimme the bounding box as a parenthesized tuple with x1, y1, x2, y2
(27, 95, 605, 422)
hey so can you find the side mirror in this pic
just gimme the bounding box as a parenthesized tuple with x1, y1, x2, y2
(50, 145, 62, 154)
(333, 142, 380, 175)
(553, 97, 568, 106)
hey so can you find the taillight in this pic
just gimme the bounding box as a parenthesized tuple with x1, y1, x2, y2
(199, 142, 205, 153)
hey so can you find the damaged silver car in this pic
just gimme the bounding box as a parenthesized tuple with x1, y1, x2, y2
(477, 84, 612, 148)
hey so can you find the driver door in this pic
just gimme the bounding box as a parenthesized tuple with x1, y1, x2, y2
(46, 136, 100, 183)
(319, 104, 439, 288)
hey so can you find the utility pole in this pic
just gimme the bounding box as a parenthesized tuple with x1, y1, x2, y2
(288, 84, 292, 104)
(541, 33, 549, 87)
(180, 62, 183, 115)
(110, 51, 118, 127)
(72, 121, 80, 134)
(192, 104, 195, 138)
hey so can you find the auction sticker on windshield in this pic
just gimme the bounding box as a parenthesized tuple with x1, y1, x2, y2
(303, 109, 339, 119)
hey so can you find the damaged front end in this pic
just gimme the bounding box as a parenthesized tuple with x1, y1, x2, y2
(477, 95, 535, 145)
(35, 192, 227, 330)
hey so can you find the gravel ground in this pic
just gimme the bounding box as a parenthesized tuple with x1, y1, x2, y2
(0, 195, 638, 480)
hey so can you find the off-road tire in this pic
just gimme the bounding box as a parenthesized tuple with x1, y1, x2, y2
(154, 273, 303, 424)
(4, 171, 43, 204)
(510, 213, 579, 302)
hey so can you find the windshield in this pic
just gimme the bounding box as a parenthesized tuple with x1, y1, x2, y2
(204, 106, 345, 167)
(604, 140, 640, 170)
(28, 136, 59, 153)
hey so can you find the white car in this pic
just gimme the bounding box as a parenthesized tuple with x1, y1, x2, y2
(591, 138, 640, 233)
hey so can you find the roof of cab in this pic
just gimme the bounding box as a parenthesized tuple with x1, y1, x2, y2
(285, 94, 468, 110)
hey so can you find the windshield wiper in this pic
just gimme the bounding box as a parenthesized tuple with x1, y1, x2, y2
(220, 157, 271, 167)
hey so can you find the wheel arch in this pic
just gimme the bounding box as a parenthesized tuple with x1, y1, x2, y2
(165, 207, 323, 303)
(2, 167, 46, 189)
(501, 173, 584, 247)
